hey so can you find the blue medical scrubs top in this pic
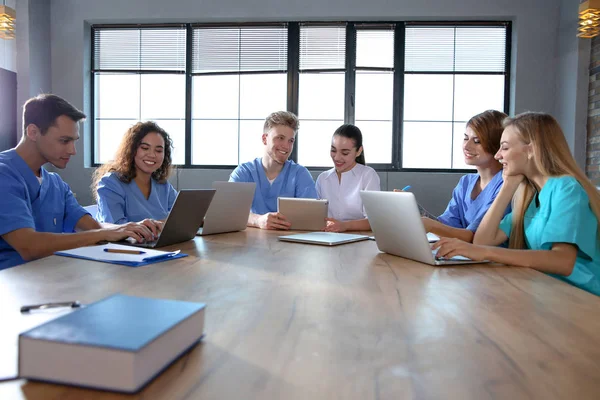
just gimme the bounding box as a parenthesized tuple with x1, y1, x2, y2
(0, 149, 89, 270)
(96, 172, 178, 224)
(499, 176, 600, 296)
(229, 157, 318, 214)
(438, 170, 509, 232)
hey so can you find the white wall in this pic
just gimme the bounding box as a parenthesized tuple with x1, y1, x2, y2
(16, 0, 587, 212)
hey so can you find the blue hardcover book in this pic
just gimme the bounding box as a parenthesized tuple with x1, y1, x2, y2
(18, 294, 206, 393)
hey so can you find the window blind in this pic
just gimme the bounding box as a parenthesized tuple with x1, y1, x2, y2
(405, 25, 506, 73)
(356, 27, 395, 69)
(192, 25, 288, 74)
(300, 25, 346, 71)
(93, 27, 186, 71)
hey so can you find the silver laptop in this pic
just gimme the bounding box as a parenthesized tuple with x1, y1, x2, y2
(277, 198, 328, 231)
(278, 232, 370, 246)
(360, 191, 486, 266)
(197, 181, 256, 236)
(128, 189, 215, 248)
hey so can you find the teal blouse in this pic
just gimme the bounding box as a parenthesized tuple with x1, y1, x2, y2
(499, 176, 600, 296)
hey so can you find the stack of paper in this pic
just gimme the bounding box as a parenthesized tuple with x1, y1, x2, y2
(55, 243, 187, 267)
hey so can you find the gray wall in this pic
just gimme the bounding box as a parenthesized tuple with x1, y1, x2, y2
(16, 0, 51, 139)
(16, 0, 587, 214)
(554, 0, 590, 171)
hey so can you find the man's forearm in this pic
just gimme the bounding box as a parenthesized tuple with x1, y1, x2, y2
(5, 229, 107, 261)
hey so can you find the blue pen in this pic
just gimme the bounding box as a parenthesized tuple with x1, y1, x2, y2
(401, 185, 411, 191)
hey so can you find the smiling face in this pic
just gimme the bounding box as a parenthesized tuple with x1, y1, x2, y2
(29, 115, 80, 169)
(331, 134, 362, 174)
(134, 132, 165, 176)
(495, 125, 531, 176)
(462, 126, 496, 167)
(263, 125, 295, 165)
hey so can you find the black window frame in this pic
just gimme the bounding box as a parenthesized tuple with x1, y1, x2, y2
(90, 20, 511, 173)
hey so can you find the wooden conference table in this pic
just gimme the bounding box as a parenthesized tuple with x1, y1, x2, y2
(1, 229, 600, 399)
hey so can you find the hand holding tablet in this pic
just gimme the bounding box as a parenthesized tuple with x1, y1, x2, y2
(277, 198, 328, 231)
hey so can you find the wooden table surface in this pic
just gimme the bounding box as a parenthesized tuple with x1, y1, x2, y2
(1, 229, 600, 399)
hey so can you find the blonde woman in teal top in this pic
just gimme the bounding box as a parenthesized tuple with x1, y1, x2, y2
(433, 112, 600, 296)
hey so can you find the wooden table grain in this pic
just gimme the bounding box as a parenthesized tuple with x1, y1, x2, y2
(1, 229, 600, 399)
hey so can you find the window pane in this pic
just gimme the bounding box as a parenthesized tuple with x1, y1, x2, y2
(405, 26, 507, 73)
(192, 75, 239, 119)
(239, 73, 287, 119)
(153, 119, 185, 165)
(453, 75, 505, 122)
(297, 120, 343, 167)
(94, 30, 140, 70)
(455, 27, 506, 72)
(192, 26, 288, 73)
(355, 120, 393, 164)
(356, 29, 394, 69)
(298, 73, 345, 120)
(402, 122, 452, 169)
(405, 27, 455, 72)
(95, 74, 140, 119)
(300, 25, 346, 70)
(355, 72, 394, 121)
(141, 74, 186, 120)
(140, 29, 187, 71)
(451, 122, 477, 170)
(239, 120, 265, 164)
(403, 74, 453, 121)
(192, 28, 240, 73)
(94, 28, 186, 71)
(240, 27, 288, 72)
(192, 120, 238, 165)
(95, 120, 137, 164)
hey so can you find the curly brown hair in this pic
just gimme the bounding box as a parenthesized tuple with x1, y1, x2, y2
(91, 121, 173, 201)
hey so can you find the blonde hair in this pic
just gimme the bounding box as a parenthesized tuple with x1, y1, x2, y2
(263, 111, 299, 134)
(505, 112, 600, 249)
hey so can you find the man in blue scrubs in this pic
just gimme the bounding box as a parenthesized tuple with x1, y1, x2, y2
(0, 94, 157, 270)
(230, 111, 317, 230)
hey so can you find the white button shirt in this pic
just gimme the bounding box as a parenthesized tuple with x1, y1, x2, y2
(316, 163, 380, 221)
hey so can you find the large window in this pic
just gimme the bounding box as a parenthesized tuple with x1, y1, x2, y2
(91, 22, 510, 170)
(297, 24, 346, 167)
(191, 25, 288, 165)
(92, 27, 187, 164)
(354, 26, 395, 164)
(403, 25, 507, 169)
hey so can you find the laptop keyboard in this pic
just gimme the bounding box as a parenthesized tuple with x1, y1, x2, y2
(431, 249, 472, 262)
(124, 237, 157, 248)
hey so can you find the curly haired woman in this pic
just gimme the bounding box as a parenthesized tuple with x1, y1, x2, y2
(91, 121, 177, 237)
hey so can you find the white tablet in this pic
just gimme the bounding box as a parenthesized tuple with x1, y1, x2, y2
(278, 232, 370, 246)
(277, 197, 328, 231)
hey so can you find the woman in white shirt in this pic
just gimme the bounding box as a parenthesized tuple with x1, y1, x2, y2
(316, 124, 380, 232)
